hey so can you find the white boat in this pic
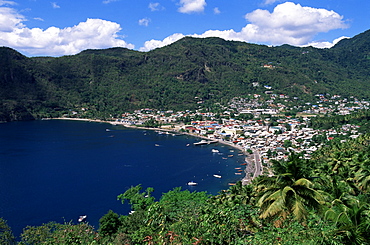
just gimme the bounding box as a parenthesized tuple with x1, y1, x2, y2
(193, 140, 209, 145)
(78, 215, 87, 222)
(194, 140, 218, 145)
(213, 174, 222, 178)
(187, 181, 198, 186)
(211, 149, 219, 153)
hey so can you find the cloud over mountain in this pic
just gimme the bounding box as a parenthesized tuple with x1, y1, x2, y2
(141, 2, 348, 51)
(0, 2, 134, 56)
(0, 1, 350, 56)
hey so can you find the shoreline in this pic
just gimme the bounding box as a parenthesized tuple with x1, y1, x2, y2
(52, 117, 255, 185)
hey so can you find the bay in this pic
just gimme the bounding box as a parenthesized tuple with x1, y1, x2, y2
(0, 120, 245, 237)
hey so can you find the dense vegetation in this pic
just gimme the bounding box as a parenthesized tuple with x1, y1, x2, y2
(0, 29, 369, 121)
(1, 133, 369, 244)
(310, 109, 370, 133)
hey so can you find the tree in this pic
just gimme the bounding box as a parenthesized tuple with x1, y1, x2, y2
(213, 181, 254, 206)
(99, 210, 122, 237)
(256, 176, 324, 225)
(117, 185, 155, 211)
(143, 118, 160, 128)
(324, 195, 370, 244)
(283, 140, 293, 149)
(246, 214, 344, 245)
(0, 218, 15, 245)
(19, 222, 98, 244)
(284, 123, 292, 131)
(255, 153, 324, 225)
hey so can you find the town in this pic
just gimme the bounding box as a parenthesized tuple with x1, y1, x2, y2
(69, 92, 370, 183)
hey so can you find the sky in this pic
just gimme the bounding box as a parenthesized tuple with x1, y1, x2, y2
(0, 0, 369, 57)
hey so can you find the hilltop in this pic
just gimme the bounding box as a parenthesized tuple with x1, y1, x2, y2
(0, 29, 369, 121)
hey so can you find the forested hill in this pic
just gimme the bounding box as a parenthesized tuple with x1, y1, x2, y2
(0, 29, 369, 122)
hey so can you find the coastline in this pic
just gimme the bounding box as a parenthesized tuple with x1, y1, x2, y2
(52, 117, 255, 185)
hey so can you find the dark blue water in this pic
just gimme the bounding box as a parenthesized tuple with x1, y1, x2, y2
(0, 120, 245, 237)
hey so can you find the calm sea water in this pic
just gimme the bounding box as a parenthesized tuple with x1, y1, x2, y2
(0, 120, 245, 237)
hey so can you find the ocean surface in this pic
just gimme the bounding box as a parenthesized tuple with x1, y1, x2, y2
(0, 120, 246, 237)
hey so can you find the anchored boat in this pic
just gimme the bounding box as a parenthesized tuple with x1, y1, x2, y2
(187, 181, 198, 186)
(78, 215, 87, 222)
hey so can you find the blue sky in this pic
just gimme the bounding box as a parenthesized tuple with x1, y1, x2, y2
(0, 0, 369, 56)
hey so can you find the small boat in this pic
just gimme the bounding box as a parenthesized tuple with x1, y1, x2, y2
(228, 155, 234, 157)
(78, 215, 87, 222)
(193, 140, 209, 145)
(186, 144, 190, 147)
(211, 149, 219, 153)
(228, 183, 236, 186)
(194, 140, 218, 145)
(241, 163, 247, 165)
(235, 167, 241, 170)
(155, 144, 160, 146)
(187, 181, 198, 186)
(105, 128, 111, 132)
(213, 174, 222, 178)
(235, 173, 242, 175)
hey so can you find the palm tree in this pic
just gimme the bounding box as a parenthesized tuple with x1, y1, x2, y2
(325, 195, 370, 244)
(213, 181, 253, 206)
(256, 174, 324, 225)
(255, 152, 324, 225)
(353, 154, 370, 194)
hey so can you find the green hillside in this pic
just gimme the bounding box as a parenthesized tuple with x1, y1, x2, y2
(0, 29, 369, 121)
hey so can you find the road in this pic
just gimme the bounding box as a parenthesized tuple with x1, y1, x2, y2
(252, 150, 262, 179)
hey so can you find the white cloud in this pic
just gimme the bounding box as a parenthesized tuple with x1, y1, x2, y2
(0, 5, 134, 56)
(140, 33, 185, 51)
(51, 2, 60, 9)
(242, 2, 348, 46)
(0, 1, 17, 6)
(141, 2, 348, 51)
(213, 7, 220, 14)
(102, 0, 119, 4)
(0, 4, 24, 31)
(178, 0, 206, 14)
(149, 2, 164, 11)
(304, 36, 349, 49)
(34, 17, 44, 21)
(263, 0, 281, 5)
(138, 18, 150, 27)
